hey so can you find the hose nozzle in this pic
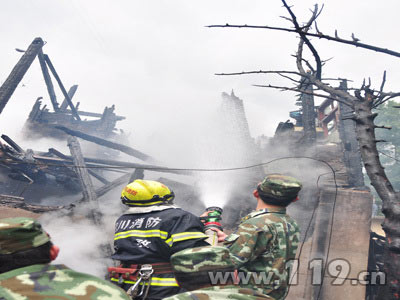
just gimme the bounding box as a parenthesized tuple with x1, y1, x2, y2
(204, 206, 223, 229)
(203, 207, 223, 246)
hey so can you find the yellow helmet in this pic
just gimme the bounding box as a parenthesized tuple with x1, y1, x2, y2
(121, 179, 175, 207)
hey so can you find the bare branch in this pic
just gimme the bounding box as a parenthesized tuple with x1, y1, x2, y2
(282, 1, 322, 79)
(291, 54, 315, 72)
(351, 33, 360, 42)
(321, 56, 334, 64)
(215, 70, 301, 76)
(206, 24, 400, 58)
(279, 15, 292, 22)
(380, 70, 387, 93)
(373, 92, 400, 108)
(253, 83, 352, 106)
(314, 21, 321, 35)
(313, 3, 324, 19)
(323, 78, 353, 82)
(276, 73, 301, 83)
(215, 69, 349, 86)
(298, 64, 355, 107)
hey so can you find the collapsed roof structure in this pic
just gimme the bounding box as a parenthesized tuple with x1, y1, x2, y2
(0, 37, 195, 214)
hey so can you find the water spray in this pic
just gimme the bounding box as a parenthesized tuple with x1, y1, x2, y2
(203, 206, 223, 246)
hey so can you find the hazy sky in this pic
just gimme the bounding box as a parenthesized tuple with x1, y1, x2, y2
(1, 0, 400, 147)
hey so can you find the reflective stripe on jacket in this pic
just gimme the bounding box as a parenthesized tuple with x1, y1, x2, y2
(112, 207, 209, 299)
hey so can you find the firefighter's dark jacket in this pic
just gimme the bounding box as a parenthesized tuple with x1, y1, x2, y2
(112, 206, 209, 299)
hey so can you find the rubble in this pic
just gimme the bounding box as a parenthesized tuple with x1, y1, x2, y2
(0, 37, 191, 215)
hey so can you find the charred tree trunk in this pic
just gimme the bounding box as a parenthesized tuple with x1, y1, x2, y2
(353, 92, 400, 299)
(301, 76, 316, 145)
(0, 37, 44, 115)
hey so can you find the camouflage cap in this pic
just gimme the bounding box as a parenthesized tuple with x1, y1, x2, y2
(171, 246, 235, 273)
(258, 174, 302, 201)
(0, 217, 50, 255)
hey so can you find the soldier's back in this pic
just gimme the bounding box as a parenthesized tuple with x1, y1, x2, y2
(0, 263, 130, 300)
(226, 208, 300, 299)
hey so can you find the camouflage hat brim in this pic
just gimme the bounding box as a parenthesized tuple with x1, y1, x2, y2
(258, 174, 302, 201)
(0, 217, 50, 255)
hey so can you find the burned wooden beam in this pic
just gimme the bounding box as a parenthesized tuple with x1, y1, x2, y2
(67, 136, 101, 224)
(1, 135, 24, 153)
(64, 109, 125, 120)
(33, 153, 113, 169)
(34, 153, 192, 175)
(59, 85, 78, 111)
(38, 49, 59, 112)
(80, 173, 131, 203)
(0, 194, 63, 213)
(67, 137, 98, 203)
(44, 55, 81, 121)
(68, 136, 113, 257)
(55, 125, 153, 161)
(49, 147, 109, 185)
(0, 37, 44, 115)
(87, 170, 110, 185)
(129, 168, 145, 183)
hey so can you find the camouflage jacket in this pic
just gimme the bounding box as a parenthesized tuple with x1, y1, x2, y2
(163, 285, 275, 300)
(224, 207, 299, 300)
(0, 264, 130, 300)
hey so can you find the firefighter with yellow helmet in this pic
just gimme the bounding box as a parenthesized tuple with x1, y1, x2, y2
(109, 179, 209, 300)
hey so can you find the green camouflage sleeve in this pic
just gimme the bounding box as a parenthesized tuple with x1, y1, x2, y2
(224, 219, 273, 267)
(163, 286, 275, 299)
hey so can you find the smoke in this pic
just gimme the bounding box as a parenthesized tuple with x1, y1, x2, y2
(38, 185, 125, 276)
(194, 92, 262, 210)
(258, 148, 335, 240)
(32, 89, 261, 275)
(36, 171, 205, 276)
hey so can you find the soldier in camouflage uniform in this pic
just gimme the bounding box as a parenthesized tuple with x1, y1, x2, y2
(164, 246, 275, 300)
(0, 217, 130, 300)
(212, 174, 302, 300)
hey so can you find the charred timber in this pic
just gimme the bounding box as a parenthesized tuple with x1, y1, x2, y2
(48, 148, 109, 185)
(67, 136, 102, 224)
(73, 173, 132, 206)
(0, 194, 63, 213)
(34, 153, 191, 175)
(64, 109, 125, 120)
(55, 125, 153, 161)
(0, 38, 44, 115)
(38, 50, 59, 112)
(1, 135, 24, 153)
(43, 55, 81, 121)
(59, 85, 78, 111)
